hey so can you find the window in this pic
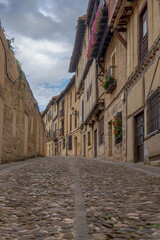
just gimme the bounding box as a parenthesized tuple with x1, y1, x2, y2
(147, 87, 160, 135)
(68, 135, 72, 150)
(139, 4, 148, 62)
(90, 83, 92, 96)
(62, 138, 65, 149)
(88, 131, 91, 146)
(87, 83, 92, 101)
(99, 116, 104, 145)
(75, 110, 77, 129)
(70, 114, 72, 132)
(115, 111, 122, 144)
(75, 89, 77, 102)
(87, 90, 89, 101)
(82, 100, 84, 122)
(62, 120, 64, 135)
(70, 92, 72, 107)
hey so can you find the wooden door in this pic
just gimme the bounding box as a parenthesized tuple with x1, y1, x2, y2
(135, 112, 144, 162)
(94, 130, 97, 157)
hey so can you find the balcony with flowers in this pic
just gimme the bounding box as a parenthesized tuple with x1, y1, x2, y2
(100, 66, 117, 94)
(87, 4, 108, 61)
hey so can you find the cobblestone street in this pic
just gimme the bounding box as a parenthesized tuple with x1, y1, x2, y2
(0, 157, 160, 240)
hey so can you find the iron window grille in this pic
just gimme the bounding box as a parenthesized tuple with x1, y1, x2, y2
(68, 135, 72, 150)
(139, 4, 148, 62)
(115, 111, 122, 144)
(147, 87, 160, 135)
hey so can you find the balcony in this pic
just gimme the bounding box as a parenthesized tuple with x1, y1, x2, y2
(47, 130, 53, 141)
(105, 66, 117, 94)
(53, 130, 58, 140)
(108, 0, 119, 26)
(60, 108, 64, 119)
(108, 0, 134, 31)
(59, 128, 64, 137)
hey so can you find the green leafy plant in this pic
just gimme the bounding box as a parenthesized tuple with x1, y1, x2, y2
(100, 73, 116, 90)
(7, 38, 14, 52)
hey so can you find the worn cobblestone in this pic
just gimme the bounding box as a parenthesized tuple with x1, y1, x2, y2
(0, 157, 160, 240)
(0, 158, 75, 239)
(77, 158, 160, 240)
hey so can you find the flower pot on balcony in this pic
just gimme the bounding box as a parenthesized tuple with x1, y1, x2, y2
(105, 80, 116, 94)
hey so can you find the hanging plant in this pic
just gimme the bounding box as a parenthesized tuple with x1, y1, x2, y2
(112, 115, 122, 142)
(87, 4, 103, 61)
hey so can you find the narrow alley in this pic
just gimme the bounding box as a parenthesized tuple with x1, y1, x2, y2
(0, 157, 160, 240)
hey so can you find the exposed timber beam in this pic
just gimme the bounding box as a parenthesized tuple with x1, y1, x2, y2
(114, 31, 127, 48)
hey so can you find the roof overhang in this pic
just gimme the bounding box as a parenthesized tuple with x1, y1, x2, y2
(68, 16, 86, 73)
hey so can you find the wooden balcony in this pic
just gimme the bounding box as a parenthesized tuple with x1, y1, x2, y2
(60, 108, 64, 119)
(108, 0, 135, 31)
(53, 130, 58, 140)
(108, 0, 119, 26)
(59, 128, 64, 137)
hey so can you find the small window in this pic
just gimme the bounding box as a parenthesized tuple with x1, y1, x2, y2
(113, 112, 122, 144)
(62, 138, 65, 149)
(70, 92, 72, 107)
(87, 90, 89, 101)
(99, 116, 104, 145)
(147, 87, 160, 135)
(70, 114, 72, 132)
(75, 111, 77, 129)
(139, 4, 148, 62)
(90, 83, 92, 96)
(68, 135, 72, 150)
(75, 89, 77, 102)
(82, 100, 84, 122)
(88, 131, 91, 146)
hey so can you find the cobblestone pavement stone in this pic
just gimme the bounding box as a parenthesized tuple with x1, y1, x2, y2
(0, 158, 75, 240)
(0, 157, 160, 240)
(76, 158, 160, 240)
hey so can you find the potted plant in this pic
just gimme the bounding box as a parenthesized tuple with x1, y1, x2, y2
(100, 73, 116, 93)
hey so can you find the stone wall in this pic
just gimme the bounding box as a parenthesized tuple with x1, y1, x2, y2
(0, 26, 45, 164)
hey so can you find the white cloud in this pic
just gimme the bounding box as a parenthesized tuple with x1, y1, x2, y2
(0, 0, 9, 6)
(13, 36, 73, 86)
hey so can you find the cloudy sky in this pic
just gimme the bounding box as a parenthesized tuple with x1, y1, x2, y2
(0, 0, 88, 110)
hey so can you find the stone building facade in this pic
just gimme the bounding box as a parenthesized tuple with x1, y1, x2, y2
(69, 8, 105, 158)
(106, 0, 160, 165)
(56, 76, 81, 156)
(0, 26, 45, 164)
(42, 96, 59, 156)
(43, 0, 160, 166)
